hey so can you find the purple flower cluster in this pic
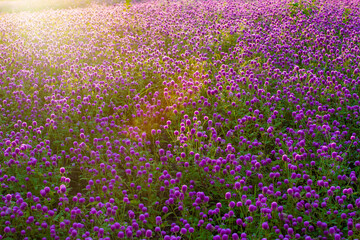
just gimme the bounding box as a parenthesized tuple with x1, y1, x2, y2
(0, 0, 360, 239)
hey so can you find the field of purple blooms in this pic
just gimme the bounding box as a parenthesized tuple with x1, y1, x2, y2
(0, 0, 360, 239)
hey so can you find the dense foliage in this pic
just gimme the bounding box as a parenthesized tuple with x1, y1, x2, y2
(0, 0, 360, 239)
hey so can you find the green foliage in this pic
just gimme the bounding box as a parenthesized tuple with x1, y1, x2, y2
(1, 0, 360, 239)
(288, 0, 319, 18)
(342, 7, 352, 23)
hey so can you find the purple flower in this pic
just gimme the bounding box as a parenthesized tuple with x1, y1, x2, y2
(145, 230, 152, 237)
(60, 185, 66, 193)
(118, 231, 124, 238)
(181, 185, 188, 193)
(249, 205, 257, 212)
(5, 194, 12, 201)
(162, 206, 168, 213)
(262, 222, 269, 230)
(225, 192, 231, 199)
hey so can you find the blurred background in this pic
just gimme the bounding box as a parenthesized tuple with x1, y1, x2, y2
(0, 0, 129, 12)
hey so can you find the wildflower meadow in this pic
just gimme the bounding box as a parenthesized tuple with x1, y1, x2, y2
(0, 0, 360, 239)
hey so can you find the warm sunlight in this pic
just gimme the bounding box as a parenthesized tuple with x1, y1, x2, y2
(1, 0, 360, 239)
(0, 0, 89, 12)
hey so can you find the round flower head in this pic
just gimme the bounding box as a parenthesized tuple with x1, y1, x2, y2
(262, 222, 269, 230)
(225, 192, 231, 199)
(60, 185, 66, 193)
(6, 194, 12, 201)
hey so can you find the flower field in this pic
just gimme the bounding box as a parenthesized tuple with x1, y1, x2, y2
(0, 0, 360, 239)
